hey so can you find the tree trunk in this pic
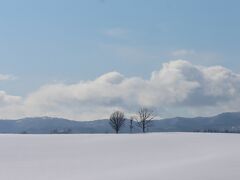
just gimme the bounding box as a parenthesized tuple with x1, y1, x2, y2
(143, 121, 145, 133)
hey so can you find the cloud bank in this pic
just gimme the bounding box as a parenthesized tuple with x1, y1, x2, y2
(0, 60, 240, 120)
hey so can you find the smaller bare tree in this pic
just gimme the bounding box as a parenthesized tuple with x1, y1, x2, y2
(129, 116, 134, 133)
(135, 107, 155, 133)
(109, 111, 125, 134)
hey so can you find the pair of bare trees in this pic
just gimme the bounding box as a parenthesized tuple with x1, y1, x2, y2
(109, 108, 155, 134)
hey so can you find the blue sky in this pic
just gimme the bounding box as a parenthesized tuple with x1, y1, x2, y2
(0, 0, 240, 120)
(0, 0, 239, 95)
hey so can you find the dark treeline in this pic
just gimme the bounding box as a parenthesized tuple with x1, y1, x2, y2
(6, 111, 240, 134)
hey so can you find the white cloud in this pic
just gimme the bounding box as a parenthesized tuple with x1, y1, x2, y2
(0, 91, 21, 106)
(0, 74, 15, 81)
(171, 49, 196, 57)
(104, 28, 129, 38)
(0, 60, 240, 120)
(99, 43, 160, 63)
(169, 49, 222, 66)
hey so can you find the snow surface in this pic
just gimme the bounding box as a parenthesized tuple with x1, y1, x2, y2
(0, 133, 239, 180)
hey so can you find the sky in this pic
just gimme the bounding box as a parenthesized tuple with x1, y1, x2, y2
(0, 0, 240, 120)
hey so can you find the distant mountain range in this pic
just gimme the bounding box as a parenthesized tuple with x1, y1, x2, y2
(0, 112, 240, 134)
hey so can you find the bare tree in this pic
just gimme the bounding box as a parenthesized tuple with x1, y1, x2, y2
(129, 116, 134, 133)
(109, 111, 125, 134)
(135, 108, 155, 133)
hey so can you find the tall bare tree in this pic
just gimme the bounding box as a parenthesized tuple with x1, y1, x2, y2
(109, 111, 125, 134)
(135, 108, 154, 133)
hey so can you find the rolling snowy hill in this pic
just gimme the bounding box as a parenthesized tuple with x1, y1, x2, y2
(0, 133, 239, 180)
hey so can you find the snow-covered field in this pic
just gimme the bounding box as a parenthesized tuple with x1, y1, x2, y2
(0, 133, 239, 180)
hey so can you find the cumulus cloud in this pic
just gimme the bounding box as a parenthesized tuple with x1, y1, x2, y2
(0, 60, 240, 120)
